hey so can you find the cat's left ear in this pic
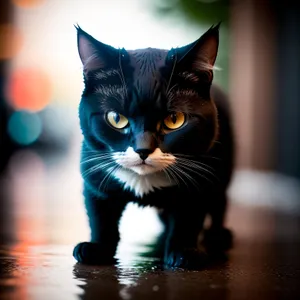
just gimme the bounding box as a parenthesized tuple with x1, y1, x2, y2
(75, 25, 119, 75)
(175, 23, 220, 73)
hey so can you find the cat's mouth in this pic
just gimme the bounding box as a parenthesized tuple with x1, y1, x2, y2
(129, 162, 157, 175)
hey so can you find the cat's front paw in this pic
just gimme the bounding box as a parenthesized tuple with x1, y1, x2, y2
(73, 242, 116, 265)
(164, 248, 209, 269)
(202, 227, 233, 254)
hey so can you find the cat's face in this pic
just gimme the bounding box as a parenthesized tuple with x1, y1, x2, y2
(77, 25, 220, 196)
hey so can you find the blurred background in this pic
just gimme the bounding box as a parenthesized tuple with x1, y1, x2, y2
(0, 0, 300, 250)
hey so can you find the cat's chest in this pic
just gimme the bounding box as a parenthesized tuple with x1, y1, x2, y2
(113, 169, 175, 198)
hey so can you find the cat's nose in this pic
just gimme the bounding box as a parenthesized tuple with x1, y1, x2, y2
(135, 149, 152, 161)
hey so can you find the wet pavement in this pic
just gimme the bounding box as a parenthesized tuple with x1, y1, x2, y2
(0, 147, 300, 300)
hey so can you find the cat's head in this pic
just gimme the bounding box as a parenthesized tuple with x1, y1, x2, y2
(76, 25, 220, 195)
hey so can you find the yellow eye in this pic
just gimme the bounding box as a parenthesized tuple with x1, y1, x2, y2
(106, 111, 129, 129)
(163, 112, 185, 130)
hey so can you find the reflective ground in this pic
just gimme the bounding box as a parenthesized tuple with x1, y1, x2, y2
(0, 144, 300, 300)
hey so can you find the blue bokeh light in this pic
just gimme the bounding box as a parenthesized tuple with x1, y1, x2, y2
(7, 111, 42, 145)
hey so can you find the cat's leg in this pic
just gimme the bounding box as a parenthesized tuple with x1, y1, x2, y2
(202, 192, 233, 254)
(151, 209, 171, 260)
(163, 205, 208, 269)
(73, 191, 127, 265)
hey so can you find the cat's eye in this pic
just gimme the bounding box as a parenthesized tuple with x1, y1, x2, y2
(106, 111, 129, 129)
(163, 112, 185, 130)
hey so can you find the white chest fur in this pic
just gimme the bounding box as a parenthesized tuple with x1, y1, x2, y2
(114, 168, 174, 197)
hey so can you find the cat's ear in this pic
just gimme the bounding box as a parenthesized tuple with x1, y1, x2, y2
(175, 23, 220, 72)
(75, 25, 119, 75)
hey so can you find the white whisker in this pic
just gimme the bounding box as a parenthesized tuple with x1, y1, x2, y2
(98, 165, 121, 192)
(164, 167, 180, 187)
(80, 155, 114, 165)
(82, 161, 116, 178)
(175, 158, 219, 182)
(174, 156, 216, 171)
(168, 165, 190, 190)
(175, 161, 214, 185)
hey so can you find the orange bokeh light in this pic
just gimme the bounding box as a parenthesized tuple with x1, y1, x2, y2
(6, 68, 52, 112)
(11, 0, 45, 8)
(0, 24, 23, 60)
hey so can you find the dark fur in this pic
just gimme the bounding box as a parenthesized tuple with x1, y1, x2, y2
(73, 24, 234, 269)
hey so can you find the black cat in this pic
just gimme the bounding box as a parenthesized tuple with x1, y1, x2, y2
(73, 23, 234, 269)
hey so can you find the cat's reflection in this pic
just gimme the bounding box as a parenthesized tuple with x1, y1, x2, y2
(73, 261, 165, 300)
(73, 263, 120, 300)
(72, 241, 165, 300)
(73, 239, 230, 300)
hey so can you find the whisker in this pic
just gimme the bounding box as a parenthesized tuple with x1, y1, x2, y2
(162, 169, 172, 184)
(81, 156, 113, 161)
(98, 165, 120, 192)
(172, 153, 194, 158)
(175, 161, 214, 185)
(174, 165, 201, 191)
(168, 165, 192, 190)
(175, 158, 219, 181)
(199, 155, 222, 161)
(173, 153, 221, 161)
(82, 160, 116, 178)
(166, 83, 178, 98)
(80, 155, 114, 165)
(164, 167, 180, 187)
(81, 152, 113, 157)
(150, 159, 174, 169)
(81, 150, 112, 155)
(175, 156, 216, 172)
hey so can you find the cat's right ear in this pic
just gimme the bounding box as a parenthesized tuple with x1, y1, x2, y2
(174, 23, 220, 74)
(75, 25, 119, 75)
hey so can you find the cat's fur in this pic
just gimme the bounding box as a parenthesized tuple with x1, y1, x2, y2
(73, 24, 234, 269)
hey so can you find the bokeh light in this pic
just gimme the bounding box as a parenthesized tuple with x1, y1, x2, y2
(7, 150, 47, 249)
(0, 24, 23, 60)
(7, 111, 42, 145)
(39, 105, 77, 147)
(11, 0, 45, 9)
(6, 68, 52, 112)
